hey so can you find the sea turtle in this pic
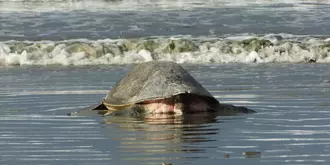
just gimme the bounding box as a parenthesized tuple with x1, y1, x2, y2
(74, 61, 255, 117)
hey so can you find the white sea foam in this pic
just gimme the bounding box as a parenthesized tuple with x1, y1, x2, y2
(0, 0, 328, 12)
(1, 35, 330, 66)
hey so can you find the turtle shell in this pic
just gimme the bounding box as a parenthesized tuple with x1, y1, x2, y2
(102, 61, 218, 109)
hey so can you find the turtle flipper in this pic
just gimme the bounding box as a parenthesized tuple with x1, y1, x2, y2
(67, 103, 108, 116)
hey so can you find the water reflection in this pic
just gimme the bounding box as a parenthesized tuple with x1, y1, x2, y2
(101, 113, 248, 163)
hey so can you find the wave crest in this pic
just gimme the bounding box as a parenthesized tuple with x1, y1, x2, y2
(1, 36, 330, 65)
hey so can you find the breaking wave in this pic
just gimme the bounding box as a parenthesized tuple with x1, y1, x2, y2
(1, 0, 328, 12)
(1, 34, 330, 66)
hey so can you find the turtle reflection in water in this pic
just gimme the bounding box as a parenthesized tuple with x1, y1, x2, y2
(73, 61, 256, 118)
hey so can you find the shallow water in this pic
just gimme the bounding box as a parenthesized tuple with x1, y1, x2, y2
(1, 64, 330, 165)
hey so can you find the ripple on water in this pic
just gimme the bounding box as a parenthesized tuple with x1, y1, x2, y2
(0, 114, 112, 164)
(0, 64, 330, 165)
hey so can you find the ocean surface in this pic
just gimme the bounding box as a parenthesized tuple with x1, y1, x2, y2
(1, 0, 330, 165)
(1, 0, 330, 65)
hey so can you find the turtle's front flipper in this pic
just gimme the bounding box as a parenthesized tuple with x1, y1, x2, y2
(92, 103, 108, 110)
(67, 103, 108, 116)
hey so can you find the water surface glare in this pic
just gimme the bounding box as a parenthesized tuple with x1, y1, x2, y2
(0, 64, 330, 165)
